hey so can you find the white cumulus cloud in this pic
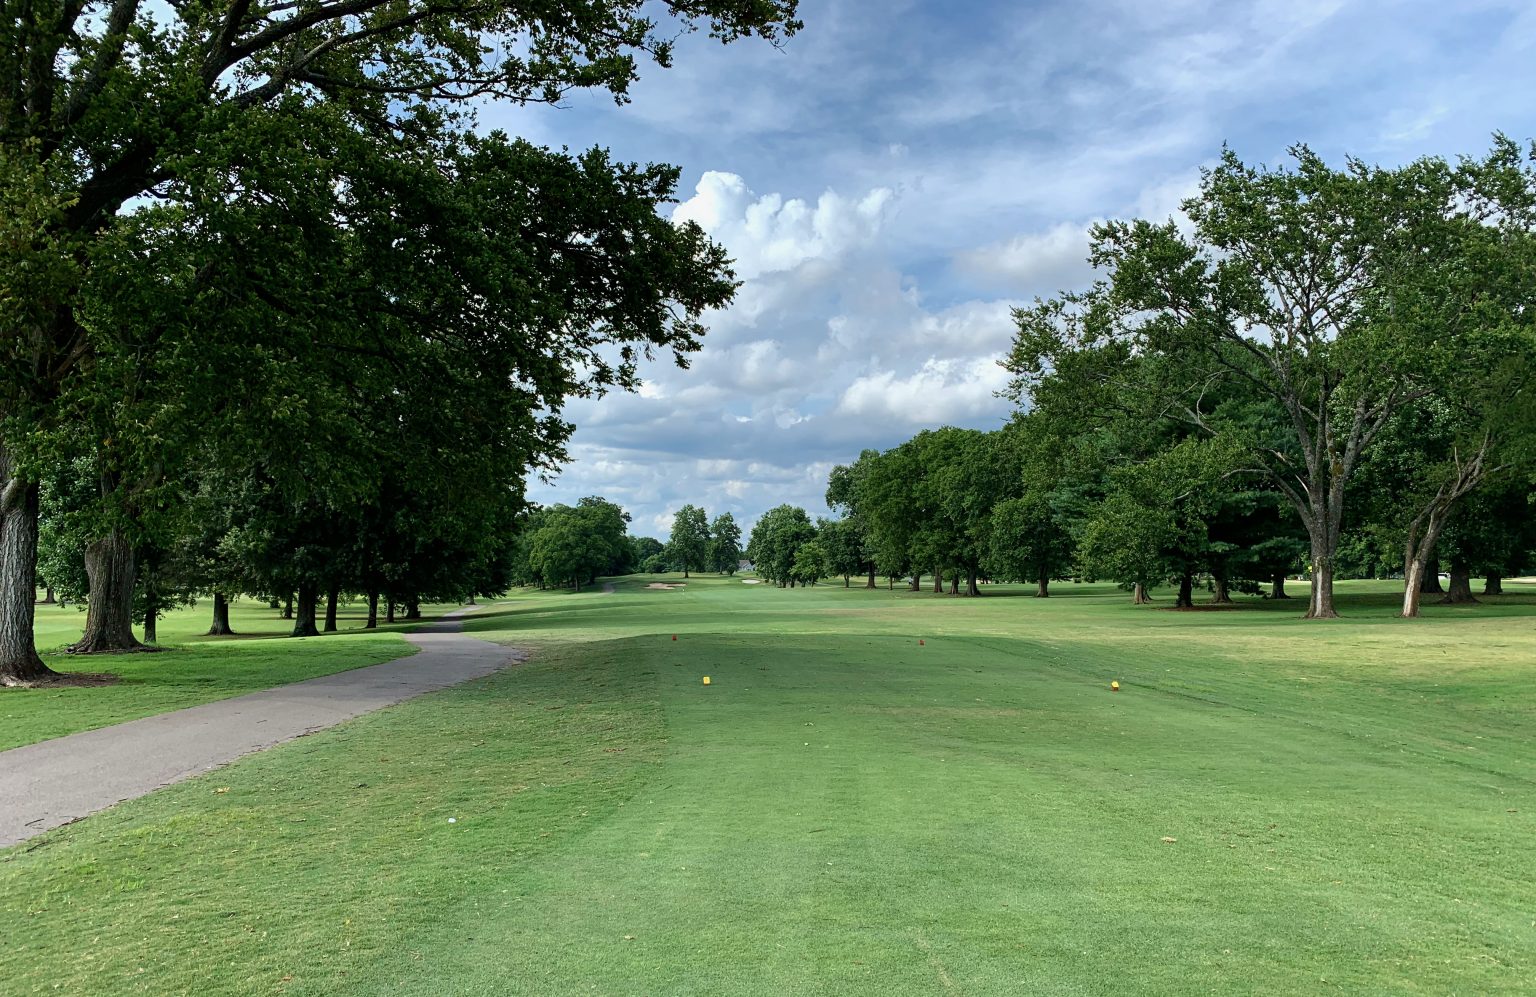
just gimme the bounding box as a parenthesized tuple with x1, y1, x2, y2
(834, 357, 1011, 428)
(673, 172, 895, 280)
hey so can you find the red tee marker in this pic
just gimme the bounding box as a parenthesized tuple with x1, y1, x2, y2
(919, 639, 925, 645)
(671, 635, 677, 641)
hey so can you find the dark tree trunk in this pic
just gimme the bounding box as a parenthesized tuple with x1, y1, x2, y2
(1211, 573, 1232, 604)
(1035, 573, 1049, 598)
(866, 565, 876, 589)
(1419, 557, 1444, 594)
(1175, 570, 1194, 609)
(386, 600, 396, 624)
(41, 585, 55, 604)
(405, 598, 421, 620)
(965, 565, 979, 597)
(932, 569, 943, 594)
(366, 590, 379, 629)
(207, 591, 235, 635)
(291, 584, 320, 637)
(844, 575, 850, 588)
(909, 573, 920, 592)
(0, 473, 55, 684)
(324, 585, 339, 632)
(948, 572, 959, 595)
(1270, 573, 1290, 599)
(1441, 561, 1477, 604)
(67, 529, 147, 653)
(1132, 582, 1152, 604)
(282, 594, 294, 619)
(1484, 573, 1503, 596)
(143, 605, 157, 644)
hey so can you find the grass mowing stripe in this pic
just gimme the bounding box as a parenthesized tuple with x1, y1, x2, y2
(346, 626, 1530, 994)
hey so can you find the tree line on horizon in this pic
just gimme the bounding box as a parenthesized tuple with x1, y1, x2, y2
(759, 141, 1536, 617)
(501, 500, 742, 591)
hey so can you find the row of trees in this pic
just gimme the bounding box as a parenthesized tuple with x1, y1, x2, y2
(784, 141, 1536, 617)
(665, 505, 743, 577)
(2, 0, 803, 683)
(1008, 139, 1536, 619)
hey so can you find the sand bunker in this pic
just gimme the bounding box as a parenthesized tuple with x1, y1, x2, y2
(741, 578, 763, 584)
(646, 583, 685, 590)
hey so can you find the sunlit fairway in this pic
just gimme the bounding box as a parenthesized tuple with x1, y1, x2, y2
(2, 576, 1533, 994)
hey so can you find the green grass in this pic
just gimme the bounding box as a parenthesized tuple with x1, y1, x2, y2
(0, 598, 451, 750)
(2, 576, 1533, 994)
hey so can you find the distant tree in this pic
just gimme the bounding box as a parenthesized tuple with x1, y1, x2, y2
(1078, 437, 1240, 605)
(792, 541, 830, 586)
(577, 497, 635, 581)
(631, 536, 666, 570)
(708, 513, 743, 574)
(985, 494, 1074, 597)
(1078, 493, 1174, 605)
(527, 511, 604, 593)
(818, 518, 867, 588)
(746, 505, 816, 587)
(858, 445, 925, 591)
(667, 505, 710, 578)
(826, 451, 880, 587)
(515, 501, 633, 592)
(1445, 482, 1536, 596)
(1204, 486, 1307, 601)
(917, 428, 1017, 596)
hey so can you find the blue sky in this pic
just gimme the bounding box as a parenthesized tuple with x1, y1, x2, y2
(488, 0, 1536, 540)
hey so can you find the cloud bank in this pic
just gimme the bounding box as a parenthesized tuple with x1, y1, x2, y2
(498, 0, 1536, 537)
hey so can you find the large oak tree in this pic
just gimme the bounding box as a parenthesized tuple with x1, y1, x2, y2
(0, 0, 801, 682)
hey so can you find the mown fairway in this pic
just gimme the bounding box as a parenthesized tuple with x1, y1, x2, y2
(1, 577, 1533, 994)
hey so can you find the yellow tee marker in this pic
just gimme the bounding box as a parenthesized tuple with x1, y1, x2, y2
(702, 676, 711, 686)
(1110, 680, 1120, 692)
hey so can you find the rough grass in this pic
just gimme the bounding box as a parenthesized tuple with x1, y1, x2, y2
(0, 599, 458, 750)
(1, 577, 1533, 994)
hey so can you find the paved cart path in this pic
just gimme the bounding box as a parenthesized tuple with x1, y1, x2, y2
(0, 610, 523, 848)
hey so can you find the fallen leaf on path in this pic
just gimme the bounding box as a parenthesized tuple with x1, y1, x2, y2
(1161, 836, 1177, 844)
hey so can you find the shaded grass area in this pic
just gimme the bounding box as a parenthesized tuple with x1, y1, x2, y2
(2, 576, 1534, 993)
(0, 599, 459, 751)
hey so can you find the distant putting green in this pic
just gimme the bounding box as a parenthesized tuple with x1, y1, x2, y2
(1, 577, 1532, 994)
